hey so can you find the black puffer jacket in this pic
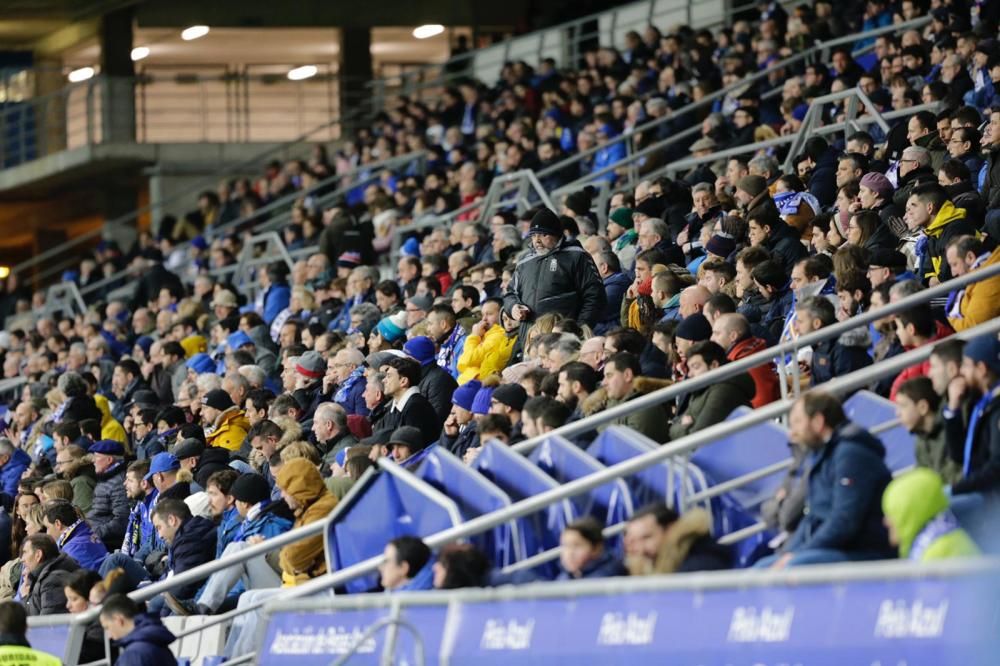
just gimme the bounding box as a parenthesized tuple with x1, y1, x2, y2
(418, 363, 457, 427)
(86, 462, 130, 549)
(763, 220, 808, 274)
(503, 236, 606, 327)
(25, 553, 79, 616)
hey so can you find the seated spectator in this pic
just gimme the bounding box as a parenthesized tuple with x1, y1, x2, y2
(22, 534, 79, 615)
(795, 296, 872, 387)
(440, 381, 480, 459)
(42, 500, 108, 572)
(746, 210, 808, 274)
(889, 303, 949, 399)
(623, 504, 731, 575)
(200, 389, 250, 452)
(895, 377, 962, 486)
(882, 469, 979, 562)
(99, 593, 177, 666)
(584, 352, 671, 442)
(669, 341, 754, 441)
(374, 356, 440, 445)
(62, 569, 106, 662)
(903, 182, 975, 285)
(752, 260, 795, 344)
(404, 336, 457, 426)
(53, 445, 95, 515)
(0, 439, 31, 512)
(85, 440, 130, 551)
(378, 536, 434, 592)
(711, 313, 780, 407)
(457, 300, 518, 384)
(557, 517, 626, 580)
(150, 499, 217, 608)
(387, 426, 434, 469)
(945, 235, 1000, 331)
(757, 392, 893, 568)
(432, 543, 491, 589)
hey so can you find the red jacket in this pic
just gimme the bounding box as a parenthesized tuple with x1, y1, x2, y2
(728, 336, 781, 408)
(889, 323, 953, 400)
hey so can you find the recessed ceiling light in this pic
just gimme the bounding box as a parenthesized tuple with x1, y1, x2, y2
(181, 25, 210, 41)
(68, 67, 95, 83)
(130, 46, 150, 61)
(288, 65, 318, 81)
(413, 24, 445, 39)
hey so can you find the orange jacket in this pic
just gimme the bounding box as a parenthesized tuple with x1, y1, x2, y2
(728, 335, 781, 408)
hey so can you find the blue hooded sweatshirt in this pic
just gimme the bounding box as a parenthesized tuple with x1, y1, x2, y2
(58, 520, 108, 572)
(114, 613, 177, 666)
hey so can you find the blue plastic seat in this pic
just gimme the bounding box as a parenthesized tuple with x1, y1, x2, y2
(843, 390, 916, 471)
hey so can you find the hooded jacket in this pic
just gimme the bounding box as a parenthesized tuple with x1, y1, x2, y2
(87, 461, 130, 549)
(25, 552, 79, 616)
(669, 371, 755, 441)
(919, 201, 975, 284)
(882, 469, 979, 562)
(166, 515, 218, 599)
(643, 509, 732, 574)
(0, 449, 30, 507)
(277, 458, 338, 586)
(205, 408, 251, 452)
(113, 613, 178, 666)
(727, 335, 780, 408)
(786, 422, 893, 557)
(238, 500, 293, 541)
(503, 236, 606, 328)
(94, 395, 127, 444)
(584, 377, 673, 443)
(67, 464, 96, 515)
(948, 247, 1000, 332)
(457, 325, 517, 384)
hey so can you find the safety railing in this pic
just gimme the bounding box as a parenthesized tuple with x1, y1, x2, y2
(538, 15, 930, 201)
(210, 313, 1000, 665)
(35, 257, 1000, 665)
(369, 0, 806, 107)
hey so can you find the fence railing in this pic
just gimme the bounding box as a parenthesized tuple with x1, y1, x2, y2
(33, 254, 1000, 664)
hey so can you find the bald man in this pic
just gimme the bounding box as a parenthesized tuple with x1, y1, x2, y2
(711, 313, 780, 407)
(678, 285, 711, 318)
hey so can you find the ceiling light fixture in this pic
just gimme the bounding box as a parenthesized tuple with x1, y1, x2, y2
(68, 67, 95, 83)
(413, 24, 445, 39)
(130, 46, 150, 61)
(181, 25, 210, 41)
(287, 65, 319, 81)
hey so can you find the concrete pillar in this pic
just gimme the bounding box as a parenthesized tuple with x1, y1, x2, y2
(338, 27, 372, 136)
(99, 6, 136, 144)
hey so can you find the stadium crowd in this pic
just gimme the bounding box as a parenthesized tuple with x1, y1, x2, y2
(0, 0, 998, 663)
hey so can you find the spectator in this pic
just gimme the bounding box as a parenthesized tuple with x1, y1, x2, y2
(86, 440, 130, 551)
(150, 499, 217, 604)
(22, 534, 79, 616)
(586, 352, 671, 442)
(42, 500, 108, 572)
(200, 389, 250, 452)
(440, 381, 481, 459)
(945, 236, 1000, 331)
(0, 440, 31, 511)
(457, 300, 518, 384)
(99, 594, 177, 666)
(711, 313, 781, 407)
(904, 182, 976, 285)
(311, 403, 357, 469)
(54, 445, 96, 515)
(379, 536, 434, 592)
(504, 208, 606, 329)
(375, 356, 440, 444)
(275, 458, 337, 586)
(758, 392, 893, 568)
(895, 377, 962, 486)
(670, 341, 754, 440)
(795, 296, 872, 387)
(432, 543, 491, 589)
(882, 469, 979, 561)
(557, 517, 626, 580)
(623, 504, 731, 575)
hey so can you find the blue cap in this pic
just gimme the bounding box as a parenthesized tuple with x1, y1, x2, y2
(191, 235, 208, 250)
(88, 439, 124, 456)
(403, 336, 436, 366)
(964, 334, 1000, 375)
(145, 452, 180, 481)
(471, 386, 495, 415)
(401, 237, 421, 258)
(186, 352, 215, 375)
(452, 380, 482, 411)
(61, 270, 79, 283)
(227, 331, 254, 350)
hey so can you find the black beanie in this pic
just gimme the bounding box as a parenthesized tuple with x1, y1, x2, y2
(675, 313, 713, 342)
(231, 473, 272, 506)
(529, 208, 563, 237)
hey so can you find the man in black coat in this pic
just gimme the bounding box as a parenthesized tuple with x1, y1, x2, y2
(151, 499, 218, 602)
(748, 211, 807, 275)
(403, 336, 456, 427)
(129, 249, 183, 311)
(86, 440, 131, 550)
(503, 208, 606, 329)
(373, 356, 441, 446)
(22, 534, 79, 616)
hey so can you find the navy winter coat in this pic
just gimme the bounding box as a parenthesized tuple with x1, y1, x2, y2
(114, 613, 177, 666)
(87, 462, 130, 550)
(786, 423, 893, 558)
(166, 516, 218, 599)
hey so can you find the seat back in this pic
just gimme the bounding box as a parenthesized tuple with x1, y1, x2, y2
(844, 390, 916, 471)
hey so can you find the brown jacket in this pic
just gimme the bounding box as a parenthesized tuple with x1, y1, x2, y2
(277, 458, 338, 586)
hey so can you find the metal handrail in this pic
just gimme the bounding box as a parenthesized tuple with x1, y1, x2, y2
(533, 15, 931, 191)
(12, 82, 379, 280)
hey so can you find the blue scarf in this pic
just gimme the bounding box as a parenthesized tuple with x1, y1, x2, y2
(909, 511, 962, 561)
(437, 325, 465, 375)
(963, 384, 1000, 476)
(334, 367, 364, 405)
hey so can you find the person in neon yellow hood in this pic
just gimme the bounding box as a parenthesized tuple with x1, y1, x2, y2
(882, 468, 980, 562)
(93, 394, 127, 445)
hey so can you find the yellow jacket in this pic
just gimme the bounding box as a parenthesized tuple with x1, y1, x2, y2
(94, 395, 127, 446)
(949, 247, 1000, 332)
(205, 407, 251, 451)
(457, 325, 516, 384)
(277, 458, 338, 586)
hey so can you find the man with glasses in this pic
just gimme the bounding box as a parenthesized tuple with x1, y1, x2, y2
(947, 126, 984, 176)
